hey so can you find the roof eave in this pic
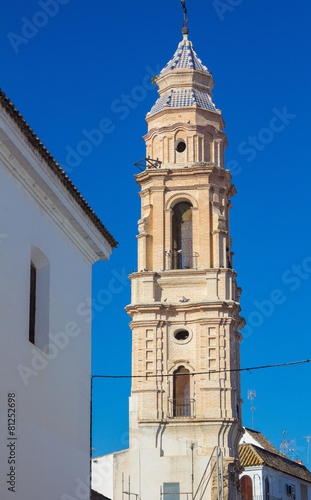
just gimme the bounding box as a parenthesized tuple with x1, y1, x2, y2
(0, 89, 118, 251)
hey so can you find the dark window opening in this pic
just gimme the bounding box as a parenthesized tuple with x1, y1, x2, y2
(29, 263, 36, 345)
(265, 477, 270, 500)
(301, 484, 308, 500)
(174, 330, 189, 341)
(172, 202, 193, 269)
(173, 366, 190, 417)
(176, 140, 186, 153)
(226, 246, 232, 269)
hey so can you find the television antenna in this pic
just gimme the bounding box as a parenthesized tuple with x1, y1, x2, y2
(289, 440, 295, 460)
(247, 390, 257, 429)
(304, 436, 311, 467)
(280, 431, 289, 456)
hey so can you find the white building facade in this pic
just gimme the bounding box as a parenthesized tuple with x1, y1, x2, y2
(0, 89, 116, 500)
(240, 429, 311, 500)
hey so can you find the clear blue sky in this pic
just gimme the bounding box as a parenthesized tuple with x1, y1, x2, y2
(1, 0, 311, 465)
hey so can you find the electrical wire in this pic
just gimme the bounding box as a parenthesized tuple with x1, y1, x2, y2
(92, 358, 311, 380)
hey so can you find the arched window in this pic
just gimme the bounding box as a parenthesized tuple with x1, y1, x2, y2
(265, 477, 270, 499)
(241, 475, 253, 500)
(172, 202, 193, 269)
(173, 366, 190, 417)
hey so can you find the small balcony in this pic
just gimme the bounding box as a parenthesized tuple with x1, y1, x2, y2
(168, 398, 196, 418)
(165, 251, 198, 270)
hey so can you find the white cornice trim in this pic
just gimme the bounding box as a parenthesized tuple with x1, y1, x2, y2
(0, 111, 113, 263)
(0, 147, 99, 263)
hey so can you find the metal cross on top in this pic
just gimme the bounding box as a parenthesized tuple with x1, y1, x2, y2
(181, 0, 188, 27)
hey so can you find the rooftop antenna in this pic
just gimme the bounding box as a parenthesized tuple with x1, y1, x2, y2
(247, 390, 256, 429)
(280, 431, 289, 456)
(289, 440, 295, 460)
(304, 436, 311, 468)
(181, 0, 189, 35)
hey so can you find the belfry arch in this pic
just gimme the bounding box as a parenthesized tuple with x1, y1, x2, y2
(172, 201, 193, 269)
(173, 366, 191, 417)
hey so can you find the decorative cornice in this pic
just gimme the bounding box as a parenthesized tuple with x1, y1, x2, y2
(126, 300, 242, 318)
(134, 163, 230, 185)
(138, 418, 238, 425)
(144, 122, 226, 143)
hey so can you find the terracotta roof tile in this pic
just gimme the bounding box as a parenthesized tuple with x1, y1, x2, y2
(240, 443, 264, 467)
(0, 89, 118, 249)
(240, 443, 311, 483)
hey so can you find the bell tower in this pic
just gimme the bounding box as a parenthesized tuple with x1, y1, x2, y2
(106, 24, 245, 500)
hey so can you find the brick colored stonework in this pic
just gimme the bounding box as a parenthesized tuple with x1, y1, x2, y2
(94, 31, 245, 500)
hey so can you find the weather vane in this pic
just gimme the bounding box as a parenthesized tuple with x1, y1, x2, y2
(181, 0, 188, 28)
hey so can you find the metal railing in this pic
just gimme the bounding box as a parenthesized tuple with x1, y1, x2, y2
(165, 251, 198, 270)
(251, 497, 282, 500)
(168, 398, 196, 418)
(160, 493, 192, 499)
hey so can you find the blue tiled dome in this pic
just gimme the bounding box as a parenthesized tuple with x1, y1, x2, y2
(149, 88, 217, 116)
(160, 36, 209, 74)
(148, 35, 217, 117)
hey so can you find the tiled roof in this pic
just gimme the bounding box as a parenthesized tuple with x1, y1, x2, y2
(239, 443, 311, 483)
(244, 428, 283, 456)
(91, 489, 111, 500)
(150, 88, 217, 115)
(0, 89, 118, 249)
(160, 36, 209, 74)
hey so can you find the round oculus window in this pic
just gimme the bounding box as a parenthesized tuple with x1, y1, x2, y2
(174, 330, 190, 341)
(176, 140, 186, 153)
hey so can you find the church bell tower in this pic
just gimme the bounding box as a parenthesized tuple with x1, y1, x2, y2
(112, 22, 244, 500)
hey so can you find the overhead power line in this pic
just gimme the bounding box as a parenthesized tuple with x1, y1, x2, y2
(92, 358, 310, 380)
